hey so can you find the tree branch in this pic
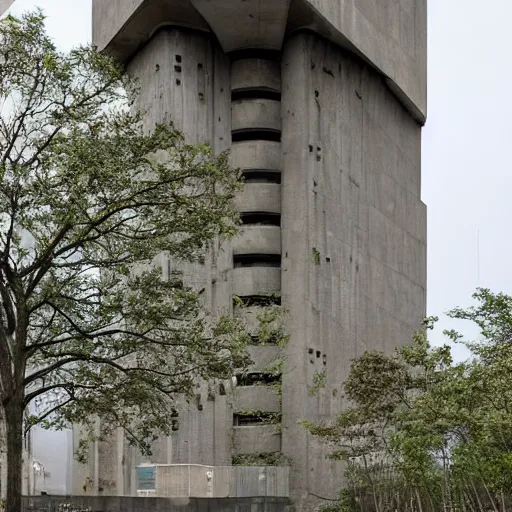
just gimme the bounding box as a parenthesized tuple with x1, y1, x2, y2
(24, 397, 73, 435)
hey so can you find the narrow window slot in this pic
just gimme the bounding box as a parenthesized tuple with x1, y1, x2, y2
(236, 373, 282, 386)
(232, 129, 281, 143)
(241, 212, 281, 226)
(236, 295, 281, 307)
(249, 334, 279, 345)
(242, 170, 281, 184)
(233, 411, 280, 426)
(229, 49, 281, 62)
(233, 254, 281, 268)
(232, 88, 281, 102)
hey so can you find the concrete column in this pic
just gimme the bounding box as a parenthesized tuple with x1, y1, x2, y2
(280, 31, 426, 507)
(125, 26, 233, 470)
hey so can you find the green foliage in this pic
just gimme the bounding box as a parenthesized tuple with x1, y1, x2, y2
(309, 369, 327, 396)
(306, 294, 512, 512)
(232, 293, 281, 308)
(236, 410, 282, 425)
(232, 452, 289, 466)
(255, 307, 289, 347)
(312, 248, 321, 265)
(0, 11, 250, 510)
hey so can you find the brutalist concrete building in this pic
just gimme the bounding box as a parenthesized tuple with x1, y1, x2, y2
(78, 0, 427, 507)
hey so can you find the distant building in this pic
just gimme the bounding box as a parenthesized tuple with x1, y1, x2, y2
(0, 0, 15, 16)
(72, 0, 427, 509)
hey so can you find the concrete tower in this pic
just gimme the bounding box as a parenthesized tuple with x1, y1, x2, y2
(83, 0, 427, 506)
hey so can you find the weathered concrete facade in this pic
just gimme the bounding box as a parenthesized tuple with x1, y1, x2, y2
(81, 0, 427, 507)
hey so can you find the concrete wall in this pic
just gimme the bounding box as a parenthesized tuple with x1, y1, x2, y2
(70, 27, 235, 494)
(280, 32, 426, 507)
(91, 0, 426, 122)
(125, 28, 235, 474)
(232, 427, 281, 456)
(22, 496, 290, 512)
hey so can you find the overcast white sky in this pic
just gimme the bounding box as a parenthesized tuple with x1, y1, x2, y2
(4, 0, 508, 357)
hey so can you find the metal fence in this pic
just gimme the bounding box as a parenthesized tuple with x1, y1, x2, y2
(142, 464, 289, 498)
(21, 496, 290, 512)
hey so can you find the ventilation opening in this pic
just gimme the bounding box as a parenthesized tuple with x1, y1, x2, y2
(241, 212, 280, 226)
(229, 49, 281, 62)
(234, 254, 281, 268)
(236, 372, 282, 386)
(233, 412, 279, 426)
(232, 129, 281, 143)
(243, 170, 281, 184)
(232, 88, 281, 102)
(236, 295, 281, 307)
(250, 334, 279, 345)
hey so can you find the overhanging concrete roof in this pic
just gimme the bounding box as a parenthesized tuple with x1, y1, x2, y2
(92, 0, 427, 123)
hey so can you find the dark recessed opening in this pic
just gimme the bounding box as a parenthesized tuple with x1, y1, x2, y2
(236, 295, 281, 307)
(316, 351, 321, 358)
(232, 129, 281, 143)
(242, 170, 281, 184)
(232, 88, 281, 102)
(229, 49, 281, 62)
(249, 334, 279, 345)
(236, 372, 281, 386)
(234, 254, 281, 268)
(308, 348, 314, 355)
(233, 411, 279, 426)
(241, 212, 281, 226)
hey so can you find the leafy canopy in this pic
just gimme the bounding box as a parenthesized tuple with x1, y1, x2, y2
(304, 289, 512, 512)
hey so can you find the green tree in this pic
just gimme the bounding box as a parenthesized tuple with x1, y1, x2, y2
(304, 290, 512, 512)
(0, 11, 249, 512)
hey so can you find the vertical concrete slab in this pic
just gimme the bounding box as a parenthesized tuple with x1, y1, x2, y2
(125, 27, 234, 471)
(281, 31, 425, 506)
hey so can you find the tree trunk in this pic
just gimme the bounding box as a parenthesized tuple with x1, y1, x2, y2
(5, 396, 24, 512)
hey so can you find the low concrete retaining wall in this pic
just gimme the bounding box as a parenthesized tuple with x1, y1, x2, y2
(21, 495, 290, 512)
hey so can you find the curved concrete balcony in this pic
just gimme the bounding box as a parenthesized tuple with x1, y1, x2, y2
(246, 346, 281, 369)
(231, 59, 281, 93)
(233, 226, 281, 256)
(230, 141, 282, 172)
(235, 183, 281, 214)
(231, 426, 281, 455)
(232, 267, 281, 297)
(231, 99, 281, 134)
(233, 386, 281, 413)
